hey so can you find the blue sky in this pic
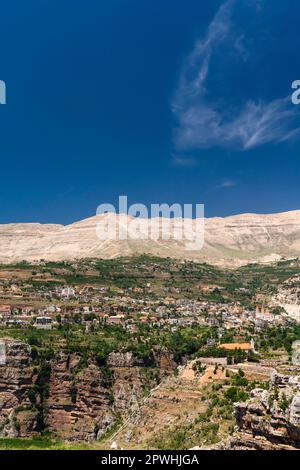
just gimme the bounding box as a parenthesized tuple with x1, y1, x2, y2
(1, 0, 300, 224)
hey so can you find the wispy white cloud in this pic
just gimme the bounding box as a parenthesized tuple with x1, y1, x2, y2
(172, 0, 300, 153)
(217, 179, 236, 189)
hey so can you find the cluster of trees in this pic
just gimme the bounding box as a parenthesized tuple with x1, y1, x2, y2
(257, 325, 300, 353)
(197, 345, 248, 364)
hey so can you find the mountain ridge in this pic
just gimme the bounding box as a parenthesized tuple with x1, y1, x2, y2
(2, 209, 300, 267)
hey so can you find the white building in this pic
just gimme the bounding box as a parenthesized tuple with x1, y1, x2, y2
(59, 287, 76, 299)
(34, 316, 53, 329)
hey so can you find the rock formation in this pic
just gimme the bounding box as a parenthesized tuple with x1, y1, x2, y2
(223, 370, 300, 450)
(0, 339, 38, 437)
(45, 354, 115, 441)
(0, 340, 162, 442)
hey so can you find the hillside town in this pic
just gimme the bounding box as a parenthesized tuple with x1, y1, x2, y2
(0, 271, 291, 334)
(1, 256, 300, 450)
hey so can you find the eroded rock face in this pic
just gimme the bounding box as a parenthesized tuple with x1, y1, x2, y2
(224, 371, 300, 450)
(37, 351, 157, 440)
(46, 354, 115, 441)
(0, 343, 120, 441)
(0, 339, 38, 437)
(153, 349, 177, 375)
(107, 352, 147, 415)
(107, 352, 142, 368)
(0, 340, 166, 441)
(112, 368, 144, 415)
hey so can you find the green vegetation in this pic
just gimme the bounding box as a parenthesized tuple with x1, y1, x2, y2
(1, 255, 300, 449)
(0, 437, 110, 450)
(256, 325, 300, 354)
(2, 254, 300, 304)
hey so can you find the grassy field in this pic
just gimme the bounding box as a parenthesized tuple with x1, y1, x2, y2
(0, 437, 113, 450)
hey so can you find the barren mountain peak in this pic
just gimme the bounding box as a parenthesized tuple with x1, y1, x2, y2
(0, 209, 300, 266)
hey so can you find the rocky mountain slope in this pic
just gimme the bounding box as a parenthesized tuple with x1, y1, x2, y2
(111, 364, 229, 449)
(221, 370, 300, 450)
(0, 339, 236, 447)
(1, 210, 300, 266)
(3, 339, 300, 450)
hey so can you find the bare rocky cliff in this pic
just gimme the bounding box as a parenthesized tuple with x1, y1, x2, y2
(45, 354, 115, 441)
(0, 339, 171, 442)
(0, 339, 38, 437)
(1, 210, 300, 266)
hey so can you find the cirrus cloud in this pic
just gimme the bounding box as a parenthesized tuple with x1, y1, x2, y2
(172, 0, 300, 155)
